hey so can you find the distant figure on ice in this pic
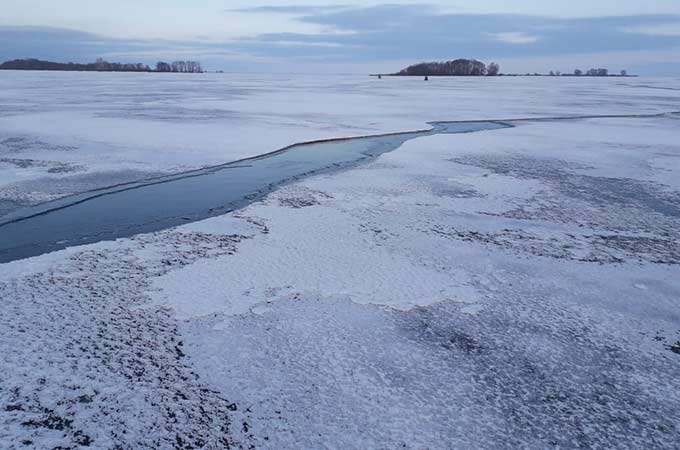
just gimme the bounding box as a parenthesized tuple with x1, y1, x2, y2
(378, 74, 382, 79)
(424, 76, 429, 81)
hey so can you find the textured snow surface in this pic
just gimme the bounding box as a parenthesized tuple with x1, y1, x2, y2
(1, 75, 680, 449)
(153, 118, 680, 449)
(0, 233, 254, 449)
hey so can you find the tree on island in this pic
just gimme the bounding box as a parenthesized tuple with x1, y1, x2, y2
(395, 59, 500, 76)
(155, 61, 203, 73)
(155, 62, 172, 72)
(487, 62, 500, 76)
(571, 68, 629, 77)
(587, 68, 609, 76)
(93, 58, 151, 72)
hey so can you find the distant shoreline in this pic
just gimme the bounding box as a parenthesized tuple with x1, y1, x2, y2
(370, 74, 638, 78)
(378, 59, 635, 78)
(0, 69, 204, 74)
(0, 58, 204, 73)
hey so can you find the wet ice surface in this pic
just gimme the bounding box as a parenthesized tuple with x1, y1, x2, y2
(1, 75, 680, 449)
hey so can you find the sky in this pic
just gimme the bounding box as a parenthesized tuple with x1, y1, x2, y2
(1, 1, 680, 74)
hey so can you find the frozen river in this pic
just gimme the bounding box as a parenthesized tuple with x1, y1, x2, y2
(1, 73, 679, 450)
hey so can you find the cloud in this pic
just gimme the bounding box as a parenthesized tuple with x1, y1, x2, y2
(0, 26, 254, 67)
(0, 26, 151, 62)
(492, 32, 541, 44)
(234, 7, 680, 61)
(1, 6, 680, 74)
(626, 22, 680, 37)
(228, 5, 350, 15)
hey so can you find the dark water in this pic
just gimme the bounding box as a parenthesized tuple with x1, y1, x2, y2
(0, 121, 509, 263)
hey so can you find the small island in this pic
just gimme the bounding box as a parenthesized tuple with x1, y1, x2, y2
(0, 58, 204, 73)
(389, 59, 500, 77)
(373, 59, 635, 78)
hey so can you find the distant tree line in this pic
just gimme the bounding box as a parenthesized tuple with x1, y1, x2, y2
(394, 59, 501, 76)
(0, 58, 204, 73)
(550, 68, 630, 77)
(155, 61, 203, 73)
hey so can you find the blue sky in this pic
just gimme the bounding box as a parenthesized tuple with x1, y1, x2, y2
(1, 1, 680, 74)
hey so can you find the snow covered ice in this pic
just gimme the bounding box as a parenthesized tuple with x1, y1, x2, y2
(1, 72, 678, 214)
(1, 72, 680, 449)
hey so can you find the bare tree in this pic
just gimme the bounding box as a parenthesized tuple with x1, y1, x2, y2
(487, 62, 500, 76)
(156, 60, 204, 73)
(584, 68, 610, 77)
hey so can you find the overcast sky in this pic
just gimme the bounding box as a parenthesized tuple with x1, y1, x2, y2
(1, 1, 680, 74)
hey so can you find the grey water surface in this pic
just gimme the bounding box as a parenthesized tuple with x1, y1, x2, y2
(0, 121, 509, 263)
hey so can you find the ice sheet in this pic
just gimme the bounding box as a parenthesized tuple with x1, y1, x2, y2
(1, 72, 679, 210)
(1, 74, 679, 449)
